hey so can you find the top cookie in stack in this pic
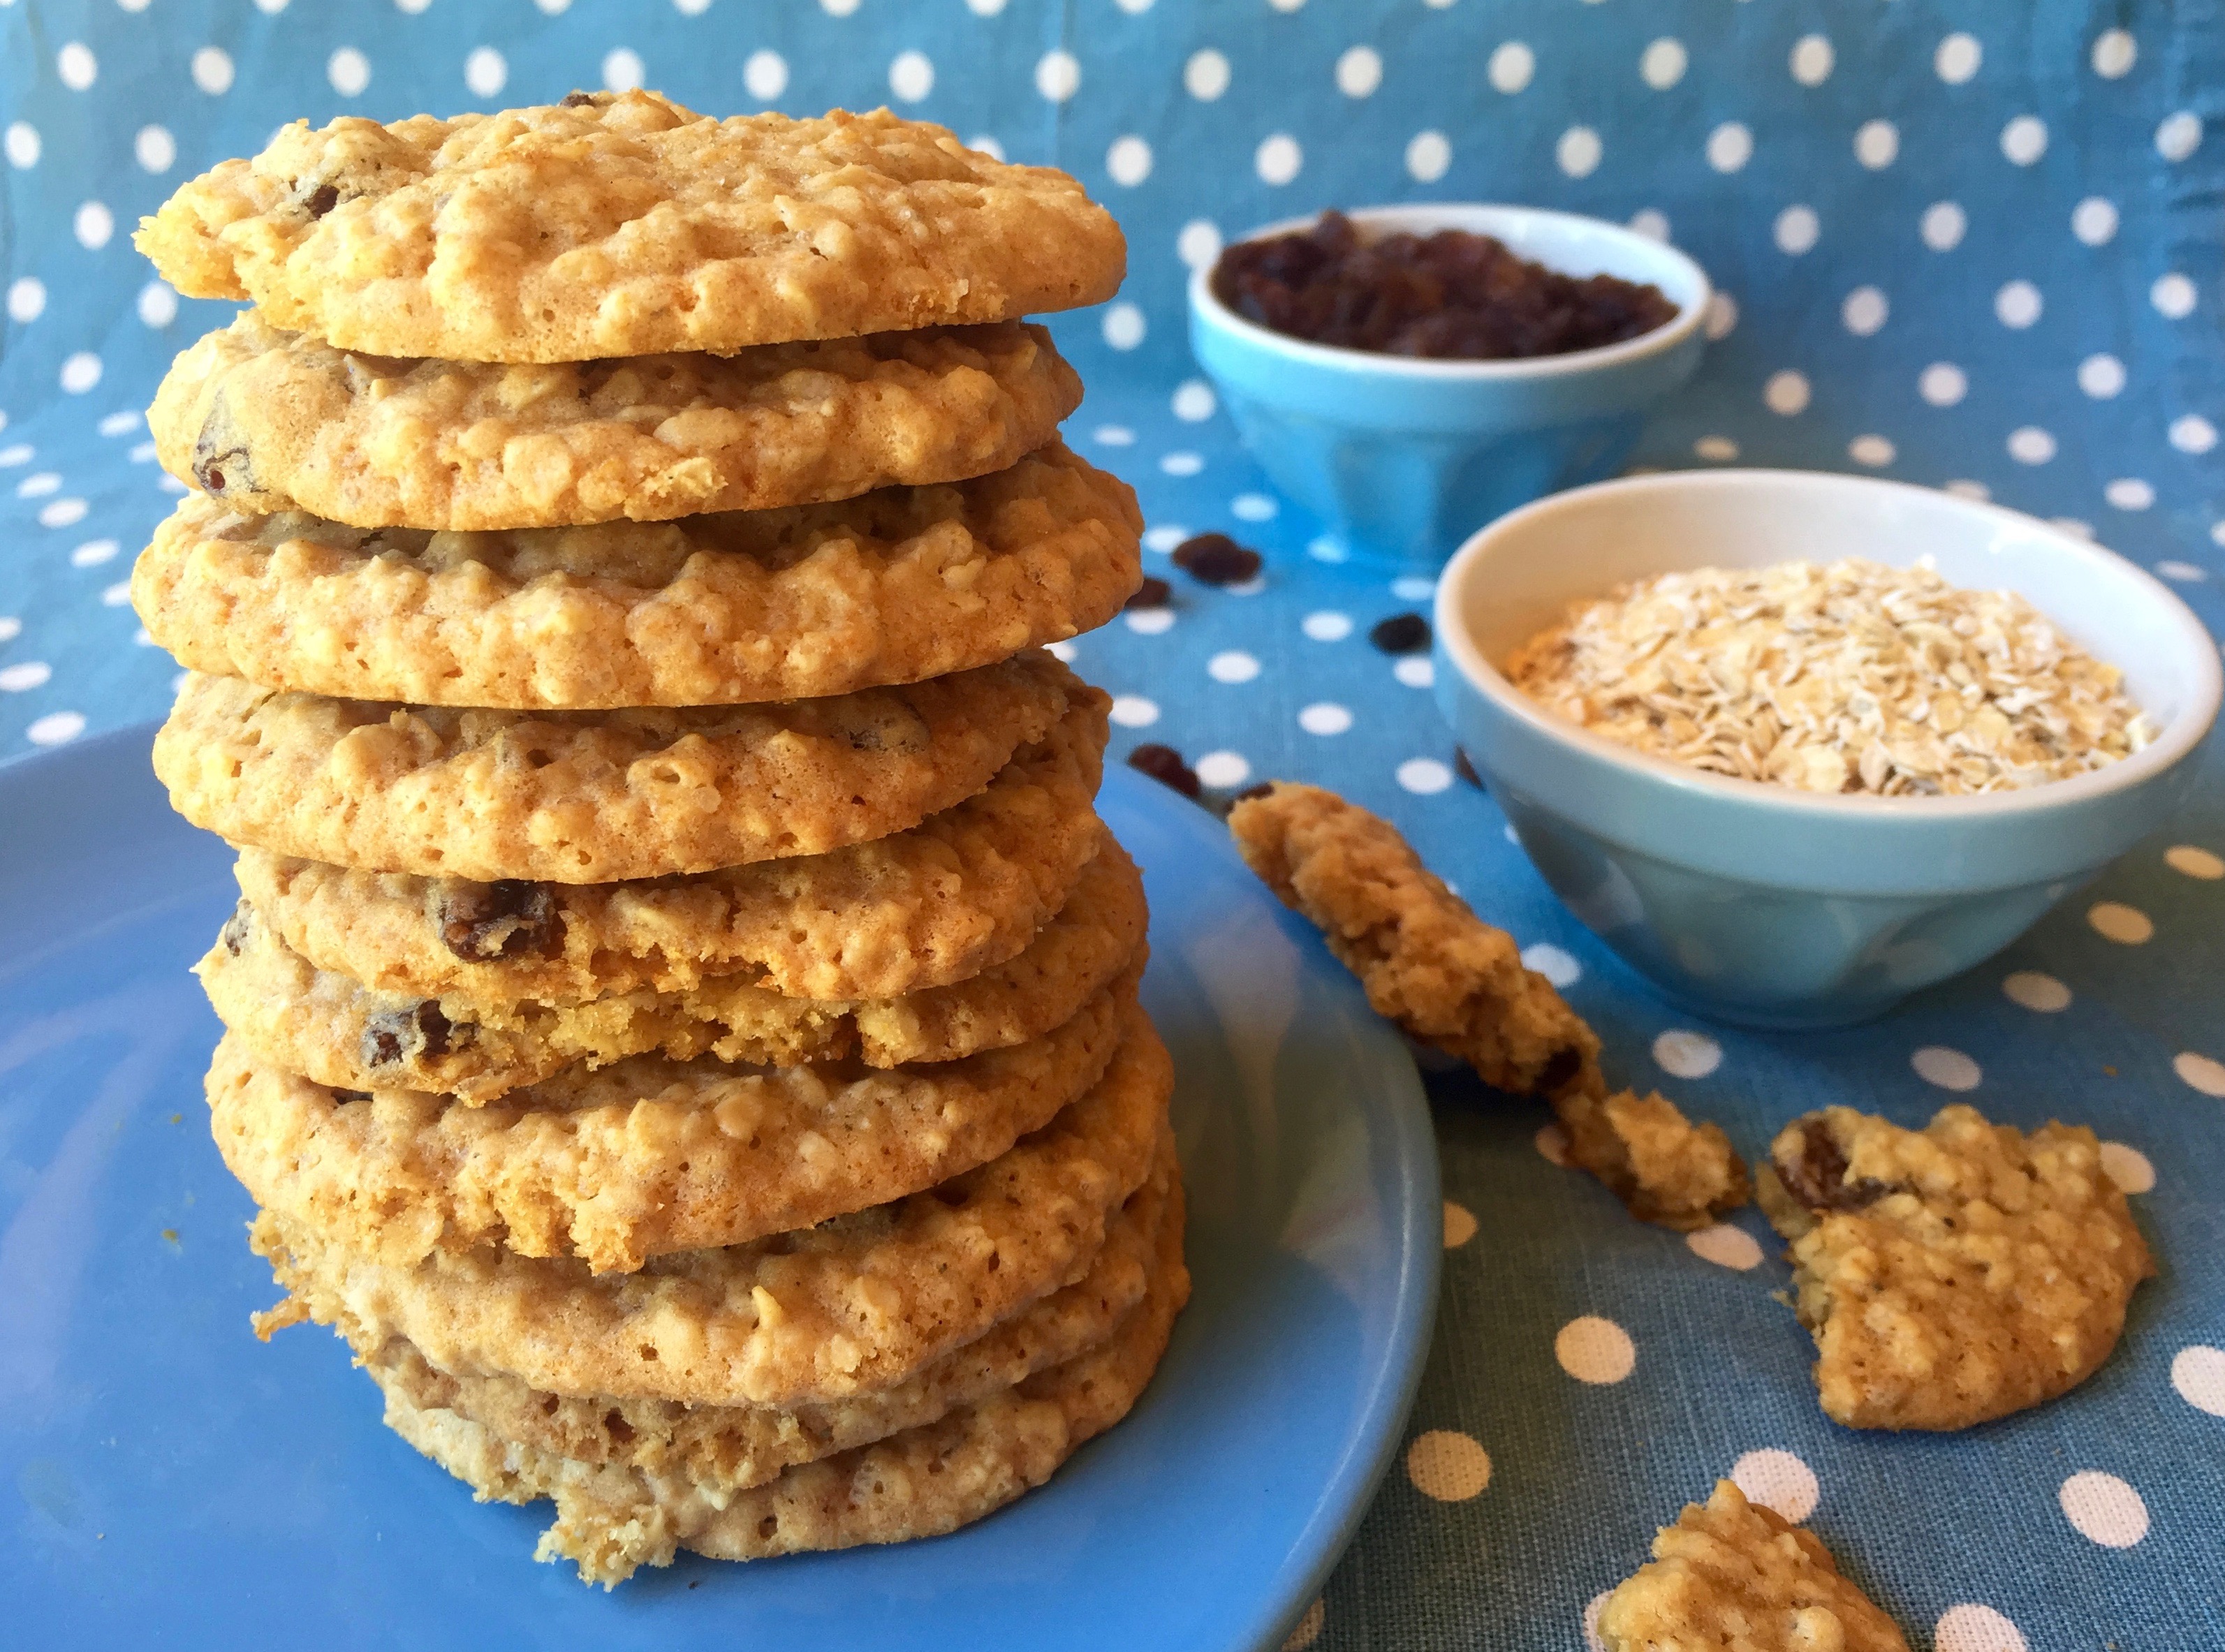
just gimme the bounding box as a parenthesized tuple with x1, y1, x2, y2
(131, 93, 1180, 1586)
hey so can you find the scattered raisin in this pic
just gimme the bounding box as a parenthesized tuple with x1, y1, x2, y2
(1125, 576, 1173, 610)
(1212, 209, 1678, 359)
(561, 91, 598, 107)
(1126, 743, 1200, 798)
(1232, 782, 1277, 804)
(1369, 612, 1432, 654)
(1170, 533, 1262, 587)
(439, 879, 563, 961)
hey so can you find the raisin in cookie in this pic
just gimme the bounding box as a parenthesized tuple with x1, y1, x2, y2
(210, 975, 1134, 1274)
(133, 444, 1141, 709)
(154, 652, 1082, 883)
(201, 844, 1145, 1099)
(1757, 1103, 2153, 1430)
(233, 693, 1108, 1005)
(250, 1010, 1170, 1408)
(138, 94, 1126, 362)
(1598, 1480, 1910, 1652)
(152, 313, 1082, 530)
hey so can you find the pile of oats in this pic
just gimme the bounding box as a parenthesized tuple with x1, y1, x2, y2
(1506, 557, 2156, 796)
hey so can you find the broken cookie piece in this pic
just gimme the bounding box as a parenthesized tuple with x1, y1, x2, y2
(1556, 1086, 1751, 1232)
(1228, 781, 1600, 1095)
(1758, 1103, 2153, 1431)
(1228, 782, 1745, 1230)
(1598, 1480, 1911, 1652)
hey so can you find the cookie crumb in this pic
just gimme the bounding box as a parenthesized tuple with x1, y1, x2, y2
(1228, 782, 1745, 1230)
(1599, 1480, 1911, 1652)
(1555, 1087, 1750, 1232)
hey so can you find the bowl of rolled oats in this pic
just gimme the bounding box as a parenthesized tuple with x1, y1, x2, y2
(1433, 469, 2222, 1026)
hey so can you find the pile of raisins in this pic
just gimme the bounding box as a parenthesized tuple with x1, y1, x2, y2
(1212, 210, 1677, 360)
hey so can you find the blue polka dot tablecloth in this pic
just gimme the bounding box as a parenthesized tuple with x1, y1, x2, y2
(3, 2, 2222, 1647)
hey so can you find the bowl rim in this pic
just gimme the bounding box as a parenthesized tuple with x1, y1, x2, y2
(1188, 202, 1712, 382)
(1434, 466, 2225, 823)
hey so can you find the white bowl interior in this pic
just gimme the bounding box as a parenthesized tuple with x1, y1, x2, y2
(1446, 470, 2217, 740)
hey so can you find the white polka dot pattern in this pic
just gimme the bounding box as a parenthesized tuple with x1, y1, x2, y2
(1405, 1430, 1491, 1500)
(1554, 1316, 1636, 1384)
(0, 17, 2221, 1644)
(1935, 1604, 2029, 1652)
(1728, 1449, 1819, 1523)
(2058, 1472, 2148, 1548)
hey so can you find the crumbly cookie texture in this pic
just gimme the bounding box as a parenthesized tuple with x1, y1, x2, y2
(211, 975, 1131, 1273)
(138, 93, 1126, 362)
(357, 1161, 1175, 1499)
(1228, 781, 1601, 1096)
(133, 444, 1141, 709)
(155, 651, 1080, 883)
(385, 1195, 1186, 1586)
(251, 1008, 1170, 1408)
(1228, 783, 1746, 1230)
(150, 313, 1083, 530)
(1554, 1085, 1751, 1232)
(1598, 1480, 1911, 1652)
(1756, 1103, 2153, 1430)
(201, 845, 1145, 1099)
(237, 693, 1107, 1005)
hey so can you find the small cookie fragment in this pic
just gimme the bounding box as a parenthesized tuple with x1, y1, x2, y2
(1598, 1480, 1911, 1652)
(1228, 782, 1745, 1230)
(1555, 1085, 1750, 1233)
(1757, 1103, 2154, 1431)
(1228, 782, 1599, 1095)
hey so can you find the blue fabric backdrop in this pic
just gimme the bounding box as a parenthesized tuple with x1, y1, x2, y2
(2, 3, 2221, 1648)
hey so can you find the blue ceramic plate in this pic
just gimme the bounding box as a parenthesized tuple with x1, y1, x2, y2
(1, 733, 1439, 1652)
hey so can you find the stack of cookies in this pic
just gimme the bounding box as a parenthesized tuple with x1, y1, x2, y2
(130, 92, 1180, 1585)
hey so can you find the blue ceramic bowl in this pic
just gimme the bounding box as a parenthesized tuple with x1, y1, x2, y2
(1188, 204, 1710, 567)
(1433, 470, 2224, 1028)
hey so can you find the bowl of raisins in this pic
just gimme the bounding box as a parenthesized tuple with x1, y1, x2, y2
(1190, 204, 1710, 566)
